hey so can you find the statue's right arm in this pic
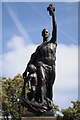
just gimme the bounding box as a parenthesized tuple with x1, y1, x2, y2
(47, 4, 57, 44)
(51, 12, 57, 44)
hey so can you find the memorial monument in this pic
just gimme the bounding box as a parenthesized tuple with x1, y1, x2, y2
(21, 4, 57, 119)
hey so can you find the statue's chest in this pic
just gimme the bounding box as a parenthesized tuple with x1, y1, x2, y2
(40, 43, 56, 55)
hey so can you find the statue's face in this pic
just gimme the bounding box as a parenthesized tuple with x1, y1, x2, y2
(42, 29, 50, 39)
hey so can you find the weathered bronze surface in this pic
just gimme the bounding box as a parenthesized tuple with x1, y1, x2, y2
(21, 4, 57, 116)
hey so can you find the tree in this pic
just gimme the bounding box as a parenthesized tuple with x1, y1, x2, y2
(2, 74, 28, 120)
(57, 101, 80, 120)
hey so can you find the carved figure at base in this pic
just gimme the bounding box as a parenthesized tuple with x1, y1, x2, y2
(21, 4, 57, 115)
(27, 64, 37, 101)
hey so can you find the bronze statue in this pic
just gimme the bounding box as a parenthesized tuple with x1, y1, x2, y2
(21, 4, 57, 115)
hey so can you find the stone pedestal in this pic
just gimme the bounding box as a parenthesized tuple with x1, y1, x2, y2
(21, 111, 56, 120)
(22, 116, 56, 120)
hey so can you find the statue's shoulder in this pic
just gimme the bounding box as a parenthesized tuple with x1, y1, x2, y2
(37, 45, 40, 49)
(36, 45, 41, 51)
(47, 41, 57, 51)
(48, 41, 57, 46)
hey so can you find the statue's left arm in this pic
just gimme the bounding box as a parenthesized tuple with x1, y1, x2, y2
(23, 46, 40, 79)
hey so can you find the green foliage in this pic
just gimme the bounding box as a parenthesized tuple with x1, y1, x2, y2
(2, 74, 28, 120)
(52, 100, 59, 115)
(57, 101, 80, 120)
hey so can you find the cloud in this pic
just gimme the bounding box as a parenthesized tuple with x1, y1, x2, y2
(54, 44, 78, 109)
(2, 36, 37, 78)
(1, 36, 78, 109)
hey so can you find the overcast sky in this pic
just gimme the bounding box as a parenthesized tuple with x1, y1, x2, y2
(1, 2, 78, 109)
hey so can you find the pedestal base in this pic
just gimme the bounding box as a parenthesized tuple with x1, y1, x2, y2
(21, 111, 56, 120)
(21, 116, 56, 120)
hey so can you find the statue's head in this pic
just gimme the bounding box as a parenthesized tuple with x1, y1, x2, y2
(42, 29, 50, 40)
(27, 64, 37, 73)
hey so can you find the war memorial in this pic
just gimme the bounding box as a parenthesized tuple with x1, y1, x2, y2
(21, 4, 57, 120)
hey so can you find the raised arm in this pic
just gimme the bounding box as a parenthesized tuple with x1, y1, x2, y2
(52, 12, 57, 43)
(47, 4, 57, 43)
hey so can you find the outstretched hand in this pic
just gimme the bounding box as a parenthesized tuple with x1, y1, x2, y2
(47, 4, 55, 16)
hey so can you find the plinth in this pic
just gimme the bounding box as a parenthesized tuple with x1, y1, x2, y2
(21, 111, 56, 120)
(22, 116, 56, 120)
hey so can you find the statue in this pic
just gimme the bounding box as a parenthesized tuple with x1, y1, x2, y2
(21, 4, 57, 116)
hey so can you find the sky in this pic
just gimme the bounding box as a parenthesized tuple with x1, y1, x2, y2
(1, 2, 78, 109)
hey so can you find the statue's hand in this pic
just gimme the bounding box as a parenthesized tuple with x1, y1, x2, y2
(47, 4, 55, 16)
